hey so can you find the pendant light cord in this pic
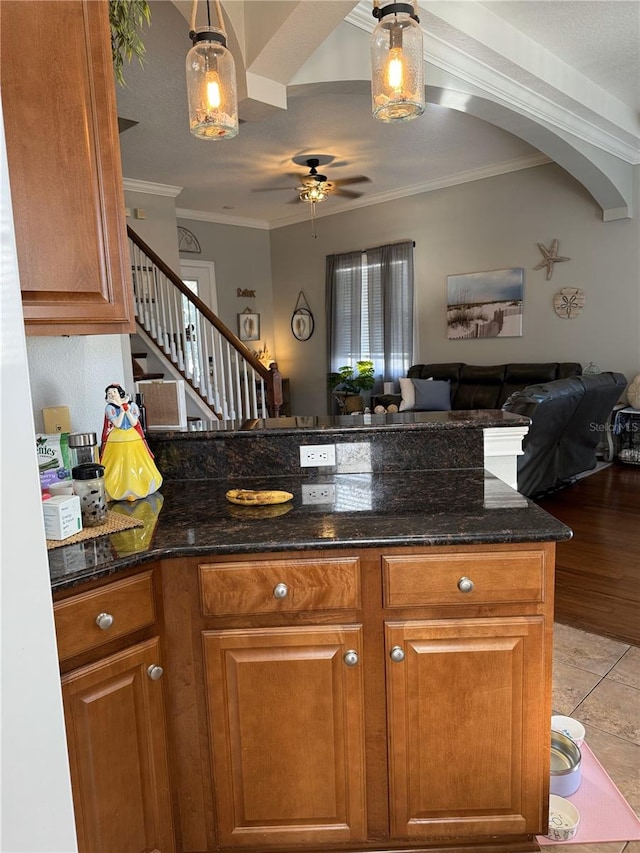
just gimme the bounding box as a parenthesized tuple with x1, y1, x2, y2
(189, 0, 226, 35)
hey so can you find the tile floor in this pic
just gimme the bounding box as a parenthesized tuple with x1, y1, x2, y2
(544, 622, 640, 853)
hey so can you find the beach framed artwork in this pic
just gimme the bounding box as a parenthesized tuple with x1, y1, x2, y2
(447, 268, 524, 339)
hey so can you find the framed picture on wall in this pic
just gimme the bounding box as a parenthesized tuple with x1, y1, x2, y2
(291, 307, 314, 341)
(238, 310, 260, 342)
(446, 267, 524, 339)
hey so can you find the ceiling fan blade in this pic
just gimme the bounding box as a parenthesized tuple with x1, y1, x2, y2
(251, 185, 295, 193)
(334, 188, 364, 199)
(333, 175, 371, 187)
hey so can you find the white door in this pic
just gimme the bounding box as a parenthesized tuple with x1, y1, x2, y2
(180, 260, 218, 314)
(180, 260, 218, 384)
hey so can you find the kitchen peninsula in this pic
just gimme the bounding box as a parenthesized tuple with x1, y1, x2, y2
(50, 411, 571, 853)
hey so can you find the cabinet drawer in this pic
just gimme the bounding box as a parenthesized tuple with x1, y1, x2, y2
(199, 558, 360, 616)
(54, 571, 156, 661)
(382, 551, 545, 607)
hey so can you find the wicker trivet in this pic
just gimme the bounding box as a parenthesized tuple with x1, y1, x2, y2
(46, 510, 144, 550)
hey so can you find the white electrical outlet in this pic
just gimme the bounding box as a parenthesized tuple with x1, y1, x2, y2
(302, 484, 336, 505)
(299, 444, 336, 467)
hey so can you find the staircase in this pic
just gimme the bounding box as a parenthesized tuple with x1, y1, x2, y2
(127, 226, 283, 422)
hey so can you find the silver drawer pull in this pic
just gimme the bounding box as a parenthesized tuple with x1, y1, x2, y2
(95, 612, 114, 630)
(343, 649, 359, 667)
(457, 576, 474, 593)
(147, 665, 164, 681)
(389, 646, 405, 663)
(273, 582, 289, 599)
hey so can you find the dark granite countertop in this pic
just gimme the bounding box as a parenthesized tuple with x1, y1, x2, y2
(154, 409, 531, 437)
(49, 470, 571, 594)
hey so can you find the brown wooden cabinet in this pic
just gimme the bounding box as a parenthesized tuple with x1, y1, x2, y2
(55, 541, 554, 853)
(382, 548, 551, 844)
(54, 570, 174, 853)
(0, 0, 135, 335)
(203, 625, 367, 848)
(181, 543, 553, 852)
(385, 617, 546, 840)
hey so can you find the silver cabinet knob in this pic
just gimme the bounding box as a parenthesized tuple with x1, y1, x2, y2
(273, 582, 289, 599)
(95, 612, 113, 630)
(147, 665, 164, 681)
(457, 576, 474, 593)
(343, 649, 359, 667)
(390, 645, 405, 662)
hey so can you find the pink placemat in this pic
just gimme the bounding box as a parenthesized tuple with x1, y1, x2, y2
(538, 742, 640, 845)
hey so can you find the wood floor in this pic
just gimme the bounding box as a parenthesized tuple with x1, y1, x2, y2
(535, 461, 640, 647)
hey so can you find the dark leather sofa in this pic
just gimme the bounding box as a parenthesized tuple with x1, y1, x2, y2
(379, 362, 626, 498)
(407, 361, 582, 409)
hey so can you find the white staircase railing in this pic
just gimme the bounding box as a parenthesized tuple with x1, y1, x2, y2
(127, 226, 283, 421)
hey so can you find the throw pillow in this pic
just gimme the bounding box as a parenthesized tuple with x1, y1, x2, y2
(628, 374, 640, 409)
(399, 377, 416, 411)
(412, 378, 452, 411)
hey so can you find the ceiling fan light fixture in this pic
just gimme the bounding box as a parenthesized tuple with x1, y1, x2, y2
(371, 1, 425, 122)
(186, 24, 238, 140)
(299, 185, 328, 204)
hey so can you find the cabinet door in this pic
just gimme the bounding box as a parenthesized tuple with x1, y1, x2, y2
(203, 625, 367, 848)
(386, 617, 548, 841)
(61, 637, 174, 853)
(0, 0, 134, 335)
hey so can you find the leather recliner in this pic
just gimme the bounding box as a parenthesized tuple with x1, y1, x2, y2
(502, 372, 627, 497)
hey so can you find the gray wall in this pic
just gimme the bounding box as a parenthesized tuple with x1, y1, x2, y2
(125, 189, 181, 273)
(270, 163, 640, 416)
(177, 218, 275, 353)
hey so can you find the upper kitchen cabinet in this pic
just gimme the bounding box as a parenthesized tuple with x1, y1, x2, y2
(1, 0, 135, 335)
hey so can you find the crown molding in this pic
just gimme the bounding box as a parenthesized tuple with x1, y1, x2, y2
(123, 178, 183, 197)
(176, 208, 270, 230)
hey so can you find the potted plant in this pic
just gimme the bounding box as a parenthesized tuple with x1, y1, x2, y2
(327, 360, 375, 413)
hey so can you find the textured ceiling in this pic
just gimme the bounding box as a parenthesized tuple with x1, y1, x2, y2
(116, 0, 639, 228)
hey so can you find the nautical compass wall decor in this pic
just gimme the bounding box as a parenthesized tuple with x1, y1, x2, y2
(553, 287, 585, 319)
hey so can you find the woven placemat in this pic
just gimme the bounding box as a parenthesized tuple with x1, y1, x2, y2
(46, 510, 144, 550)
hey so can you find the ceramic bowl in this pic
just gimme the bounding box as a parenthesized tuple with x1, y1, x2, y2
(546, 794, 580, 841)
(552, 714, 586, 747)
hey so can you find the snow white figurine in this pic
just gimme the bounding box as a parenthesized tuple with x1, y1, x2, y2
(100, 383, 162, 501)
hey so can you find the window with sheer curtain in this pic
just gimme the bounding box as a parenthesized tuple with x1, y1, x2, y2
(326, 241, 414, 386)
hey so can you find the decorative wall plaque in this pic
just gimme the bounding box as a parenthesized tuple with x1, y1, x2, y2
(553, 287, 585, 319)
(291, 291, 314, 341)
(177, 226, 201, 253)
(533, 239, 570, 280)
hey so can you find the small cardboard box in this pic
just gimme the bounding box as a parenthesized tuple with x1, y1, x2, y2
(42, 495, 82, 541)
(36, 433, 72, 490)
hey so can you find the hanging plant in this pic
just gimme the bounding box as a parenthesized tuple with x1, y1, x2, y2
(109, 0, 151, 87)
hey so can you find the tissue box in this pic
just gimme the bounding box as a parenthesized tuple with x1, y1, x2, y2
(42, 495, 82, 541)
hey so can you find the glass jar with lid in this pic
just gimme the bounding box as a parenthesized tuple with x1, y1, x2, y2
(68, 432, 99, 469)
(72, 463, 107, 527)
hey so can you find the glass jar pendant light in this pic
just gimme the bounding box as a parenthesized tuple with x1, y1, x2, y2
(371, 2, 425, 122)
(186, 23, 238, 139)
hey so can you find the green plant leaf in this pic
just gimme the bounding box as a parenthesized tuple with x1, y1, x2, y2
(109, 0, 151, 87)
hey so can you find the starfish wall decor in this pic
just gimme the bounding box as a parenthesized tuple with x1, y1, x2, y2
(533, 239, 570, 280)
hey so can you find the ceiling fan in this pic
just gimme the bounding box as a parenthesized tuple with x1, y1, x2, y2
(253, 155, 371, 203)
